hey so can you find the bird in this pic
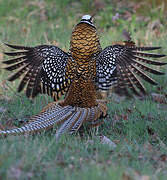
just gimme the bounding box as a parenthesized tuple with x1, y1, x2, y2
(0, 14, 166, 139)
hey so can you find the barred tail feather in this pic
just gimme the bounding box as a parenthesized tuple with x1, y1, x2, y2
(0, 104, 73, 136)
(0, 101, 107, 139)
(69, 108, 88, 134)
(55, 111, 81, 139)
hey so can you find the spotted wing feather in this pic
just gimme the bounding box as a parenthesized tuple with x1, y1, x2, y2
(3, 43, 73, 100)
(96, 43, 166, 95)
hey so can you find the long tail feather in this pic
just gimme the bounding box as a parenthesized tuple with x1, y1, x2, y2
(55, 111, 81, 139)
(0, 101, 107, 139)
(69, 108, 88, 134)
(0, 104, 73, 136)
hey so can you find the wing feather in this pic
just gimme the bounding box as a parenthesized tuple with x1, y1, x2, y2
(3, 43, 74, 100)
(96, 43, 166, 95)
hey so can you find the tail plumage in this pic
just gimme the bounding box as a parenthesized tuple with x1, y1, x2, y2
(0, 101, 107, 139)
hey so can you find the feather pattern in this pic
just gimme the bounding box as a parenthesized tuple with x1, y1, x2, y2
(0, 101, 106, 139)
(3, 44, 73, 99)
(96, 43, 166, 95)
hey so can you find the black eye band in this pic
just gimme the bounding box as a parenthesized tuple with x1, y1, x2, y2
(81, 18, 92, 23)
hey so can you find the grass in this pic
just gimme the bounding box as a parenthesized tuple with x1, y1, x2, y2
(0, 0, 167, 179)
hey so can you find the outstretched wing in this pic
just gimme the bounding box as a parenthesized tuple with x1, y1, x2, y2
(3, 43, 74, 100)
(96, 42, 166, 95)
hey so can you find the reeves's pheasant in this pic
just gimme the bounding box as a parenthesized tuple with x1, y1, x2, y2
(1, 15, 166, 139)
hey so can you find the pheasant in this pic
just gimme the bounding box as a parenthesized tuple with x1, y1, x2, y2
(1, 15, 166, 139)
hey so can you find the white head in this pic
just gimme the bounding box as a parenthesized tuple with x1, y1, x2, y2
(82, 15, 92, 21)
(80, 14, 94, 27)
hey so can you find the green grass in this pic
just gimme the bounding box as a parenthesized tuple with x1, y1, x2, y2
(0, 0, 167, 179)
